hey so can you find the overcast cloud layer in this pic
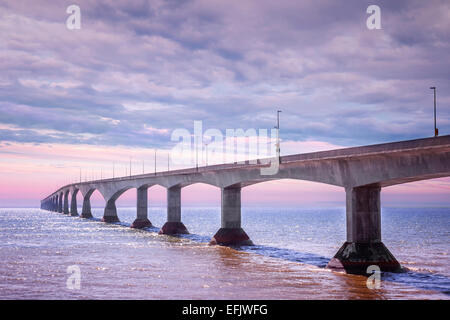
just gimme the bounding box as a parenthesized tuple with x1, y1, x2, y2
(1, 0, 449, 150)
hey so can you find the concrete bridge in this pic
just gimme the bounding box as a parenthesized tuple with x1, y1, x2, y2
(40, 135, 450, 274)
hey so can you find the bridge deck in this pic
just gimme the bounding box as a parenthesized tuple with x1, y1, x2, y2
(42, 135, 450, 200)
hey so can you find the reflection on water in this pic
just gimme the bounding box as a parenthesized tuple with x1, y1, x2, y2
(0, 207, 448, 299)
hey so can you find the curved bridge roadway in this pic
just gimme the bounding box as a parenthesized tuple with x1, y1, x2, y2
(41, 135, 450, 274)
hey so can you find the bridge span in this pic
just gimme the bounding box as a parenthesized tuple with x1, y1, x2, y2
(41, 135, 450, 274)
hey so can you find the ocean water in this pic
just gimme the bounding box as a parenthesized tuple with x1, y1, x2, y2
(0, 207, 448, 299)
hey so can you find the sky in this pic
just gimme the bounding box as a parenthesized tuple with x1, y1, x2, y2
(0, 0, 449, 207)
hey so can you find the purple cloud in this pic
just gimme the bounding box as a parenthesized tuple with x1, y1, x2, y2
(0, 0, 448, 149)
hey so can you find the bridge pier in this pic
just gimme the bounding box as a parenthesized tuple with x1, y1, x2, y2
(58, 194, 63, 213)
(102, 198, 120, 223)
(159, 186, 189, 234)
(327, 186, 402, 274)
(70, 190, 79, 216)
(81, 193, 93, 218)
(131, 186, 152, 228)
(63, 191, 69, 214)
(210, 186, 253, 246)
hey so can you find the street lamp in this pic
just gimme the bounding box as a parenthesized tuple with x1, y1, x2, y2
(275, 110, 282, 161)
(205, 141, 210, 166)
(430, 87, 438, 137)
(76, 167, 81, 183)
(154, 149, 157, 176)
(129, 156, 132, 177)
(196, 135, 199, 171)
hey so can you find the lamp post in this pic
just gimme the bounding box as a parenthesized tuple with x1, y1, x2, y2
(196, 135, 199, 172)
(129, 156, 132, 177)
(154, 149, 157, 176)
(205, 141, 210, 166)
(430, 87, 438, 137)
(275, 110, 282, 162)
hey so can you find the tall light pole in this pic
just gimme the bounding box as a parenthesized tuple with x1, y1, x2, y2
(167, 152, 170, 171)
(196, 135, 199, 171)
(113, 161, 115, 179)
(275, 110, 282, 162)
(129, 156, 132, 177)
(430, 87, 438, 137)
(205, 141, 210, 166)
(154, 149, 157, 176)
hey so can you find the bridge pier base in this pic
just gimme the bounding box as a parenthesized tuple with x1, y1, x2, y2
(159, 186, 188, 234)
(102, 199, 120, 223)
(81, 196, 93, 218)
(210, 186, 253, 246)
(131, 186, 152, 228)
(327, 186, 401, 274)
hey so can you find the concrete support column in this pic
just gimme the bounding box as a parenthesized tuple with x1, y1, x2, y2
(346, 186, 381, 243)
(58, 195, 63, 213)
(210, 186, 253, 246)
(81, 195, 93, 218)
(63, 192, 69, 214)
(159, 185, 188, 234)
(70, 191, 79, 216)
(102, 198, 120, 223)
(327, 186, 401, 274)
(131, 186, 152, 228)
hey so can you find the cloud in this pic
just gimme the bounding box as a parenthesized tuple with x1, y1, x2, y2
(0, 0, 448, 149)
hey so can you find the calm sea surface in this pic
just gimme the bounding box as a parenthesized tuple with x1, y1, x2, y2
(0, 207, 449, 299)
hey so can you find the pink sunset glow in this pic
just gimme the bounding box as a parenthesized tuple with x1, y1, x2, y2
(1, 140, 449, 207)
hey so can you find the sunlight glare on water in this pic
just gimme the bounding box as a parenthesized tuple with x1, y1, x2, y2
(0, 207, 448, 299)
